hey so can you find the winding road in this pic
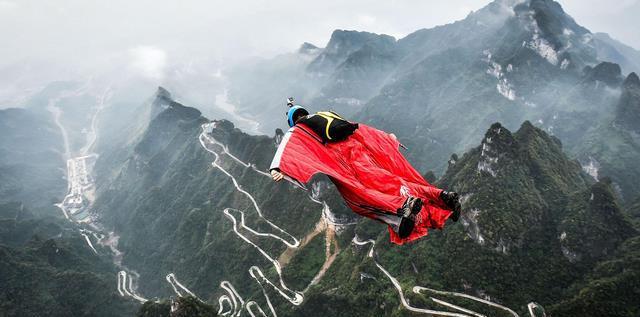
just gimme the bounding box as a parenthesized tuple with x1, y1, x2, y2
(198, 122, 539, 317)
(166, 273, 199, 299)
(118, 271, 148, 303)
(352, 237, 539, 317)
(196, 122, 351, 316)
(49, 86, 147, 303)
(48, 90, 545, 316)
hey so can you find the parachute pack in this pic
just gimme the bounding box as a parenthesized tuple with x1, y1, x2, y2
(298, 111, 359, 143)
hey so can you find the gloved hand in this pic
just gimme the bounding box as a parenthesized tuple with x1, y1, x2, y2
(270, 169, 285, 182)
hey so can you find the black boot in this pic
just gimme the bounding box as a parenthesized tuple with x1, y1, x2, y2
(399, 196, 423, 218)
(440, 191, 461, 222)
(398, 196, 423, 239)
(398, 217, 415, 239)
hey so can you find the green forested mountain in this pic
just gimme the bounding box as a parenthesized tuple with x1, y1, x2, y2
(3, 85, 638, 316)
(91, 92, 332, 301)
(0, 202, 137, 317)
(0, 108, 66, 215)
(0, 98, 143, 317)
(550, 236, 640, 317)
(575, 72, 640, 202)
(84, 88, 638, 316)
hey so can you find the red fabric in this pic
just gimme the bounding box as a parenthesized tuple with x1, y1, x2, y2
(273, 123, 451, 245)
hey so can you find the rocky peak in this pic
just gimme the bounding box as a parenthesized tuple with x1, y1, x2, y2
(615, 72, 640, 133)
(481, 122, 516, 155)
(507, 0, 594, 68)
(438, 121, 587, 254)
(152, 86, 173, 108)
(211, 119, 235, 131)
(307, 30, 396, 73)
(584, 62, 623, 86)
(624, 72, 640, 89)
(527, 0, 589, 35)
(150, 87, 201, 120)
(298, 42, 321, 55)
(515, 120, 562, 149)
(156, 86, 171, 99)
(324, 30, 395, 55)
(477, 123, 515, 177)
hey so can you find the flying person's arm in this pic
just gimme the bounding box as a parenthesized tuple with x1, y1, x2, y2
(270, 127, 291, 182)
(270, 169, 285, 182)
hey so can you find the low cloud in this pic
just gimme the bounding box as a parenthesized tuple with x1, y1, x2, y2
(357, 14, 377, 27)
(128, 46, 168, 80)
(0, 0, 16, 12)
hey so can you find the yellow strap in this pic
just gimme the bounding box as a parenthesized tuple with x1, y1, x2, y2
(316, 111, 344, 140)
(317, 111, 344, 120)
(324, 117, 334, 140)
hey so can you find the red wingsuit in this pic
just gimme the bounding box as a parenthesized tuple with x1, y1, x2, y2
(270, 123, 452, 245)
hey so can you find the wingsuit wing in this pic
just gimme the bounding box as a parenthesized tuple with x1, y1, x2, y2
(270, 123, 451, 245)
(270, 124, 345, 184)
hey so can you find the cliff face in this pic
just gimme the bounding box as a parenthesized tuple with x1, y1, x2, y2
(615, 72, 640, 133)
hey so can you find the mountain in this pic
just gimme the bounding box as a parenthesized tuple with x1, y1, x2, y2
(79, 87, 638, 316)
(629, 196, 640, 223)
(282, 122, 636, 316)
(310, 30, 399, 115)
(615, 72, 640, 132)
(93, 86, 178, 187)
(549, 236, 640, 317)
(575, 72, 640, 202)
(225, 43, 323, 134)
(431, 122, 636, 310)
(227, 0, 640, 176)
(298, 42, 321, 55)
(356, 0, 625, 173)
(91, 90, 341, 304)
(0, 107, 66, 215)
(307, 30, 396, 75)
(593, 32, 640, 74)
(0, 202, 137, 316)
(0, 84, 157, 316)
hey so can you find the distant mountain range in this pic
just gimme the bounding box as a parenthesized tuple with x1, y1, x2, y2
(228, 0, 640, 201)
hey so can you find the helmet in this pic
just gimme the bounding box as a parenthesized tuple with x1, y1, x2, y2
(287, 105, 309, 127)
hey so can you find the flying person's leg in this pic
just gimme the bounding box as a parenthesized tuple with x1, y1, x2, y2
(335, 177, 453, 243)
(332, 179, 420, 236)
(333, 156, 445, 240)
(346, 127, 458, 214)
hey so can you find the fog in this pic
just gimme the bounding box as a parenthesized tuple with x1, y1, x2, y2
(1, 0, 639, 107)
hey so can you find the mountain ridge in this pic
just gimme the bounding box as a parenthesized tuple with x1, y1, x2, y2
(84, 88, 639, 316)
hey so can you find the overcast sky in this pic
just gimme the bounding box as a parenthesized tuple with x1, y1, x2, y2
(1, 0, 639, 91)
